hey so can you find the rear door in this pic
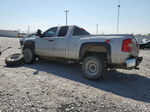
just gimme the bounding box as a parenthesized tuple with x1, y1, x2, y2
(52, 26, 69, 58)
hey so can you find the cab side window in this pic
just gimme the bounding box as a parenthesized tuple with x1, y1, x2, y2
(43, 27, 58, 37)
(58, 26, 69, 37)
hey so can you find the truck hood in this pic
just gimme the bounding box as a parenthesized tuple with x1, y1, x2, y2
(20, 36, 37, 45)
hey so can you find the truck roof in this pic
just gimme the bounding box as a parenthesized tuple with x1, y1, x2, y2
(51, 25, 134, 38)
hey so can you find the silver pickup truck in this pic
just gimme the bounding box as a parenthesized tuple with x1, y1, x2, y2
(20, 25, 142, 80)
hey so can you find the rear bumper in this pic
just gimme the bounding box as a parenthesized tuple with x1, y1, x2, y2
(126, 57, 143, 68)
(109, 57, 143, 69)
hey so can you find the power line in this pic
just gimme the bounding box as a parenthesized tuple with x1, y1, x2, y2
(64, 10, 69, 25)
(117, 0, 121, 34)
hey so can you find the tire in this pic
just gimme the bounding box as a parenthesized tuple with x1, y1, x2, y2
(5, 53, 24, 66)
(82, 56, 107, 80)
(23, 48, 36, 64)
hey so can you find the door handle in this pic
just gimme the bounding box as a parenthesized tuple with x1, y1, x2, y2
(48, 40, 54, 42)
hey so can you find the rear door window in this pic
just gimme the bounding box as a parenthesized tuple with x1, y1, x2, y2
(58, 26, 69, 37)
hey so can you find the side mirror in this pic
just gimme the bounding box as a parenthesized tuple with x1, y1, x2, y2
(37, 29, 42, 37)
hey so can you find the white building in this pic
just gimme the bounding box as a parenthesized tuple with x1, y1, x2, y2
(0, 30, 18, 37)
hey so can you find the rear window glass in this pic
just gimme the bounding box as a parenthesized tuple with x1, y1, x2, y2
(73, 26, 90, 36)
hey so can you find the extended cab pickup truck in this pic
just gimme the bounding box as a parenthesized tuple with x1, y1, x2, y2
(20, 25, 142, 80)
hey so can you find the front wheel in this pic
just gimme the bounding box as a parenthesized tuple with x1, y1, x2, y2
(82, 56, 107, 80)
(23, 48, 36, 64)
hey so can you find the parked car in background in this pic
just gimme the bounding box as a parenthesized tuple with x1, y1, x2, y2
(139, 39, 150, 49)
(18, 33, 27, 38)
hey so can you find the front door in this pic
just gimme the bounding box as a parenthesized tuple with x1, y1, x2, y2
(52, 26, 69, 58)
(35, 27, 58, 57)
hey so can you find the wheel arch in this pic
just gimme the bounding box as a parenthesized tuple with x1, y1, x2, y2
(79, 42, 111, 63)
(23, 40, 35, 54)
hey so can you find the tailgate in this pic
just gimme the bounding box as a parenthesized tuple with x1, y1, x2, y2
(131, 36, 139, 57)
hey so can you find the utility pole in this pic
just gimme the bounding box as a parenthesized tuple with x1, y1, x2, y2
(64, 10, 69, 25)
(27, 26, 30, 35)
(96, 24, 99, 34)
(117, 0, 121, 34)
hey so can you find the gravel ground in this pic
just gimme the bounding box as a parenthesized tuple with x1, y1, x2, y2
(0, 37, 150, 112)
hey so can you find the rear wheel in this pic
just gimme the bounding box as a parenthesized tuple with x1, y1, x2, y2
(23, 48, 36, 64)
(82, 56, 107, 80)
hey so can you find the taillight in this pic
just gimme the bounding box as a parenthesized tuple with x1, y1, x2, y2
(122, 38, 132, 52)
(105, 39, 110, 43)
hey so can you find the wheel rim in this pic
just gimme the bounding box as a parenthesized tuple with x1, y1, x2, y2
(8, 55, 20, 61)
(85, 60, 99, 76)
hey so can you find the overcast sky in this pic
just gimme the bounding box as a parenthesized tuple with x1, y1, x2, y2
(0, 0, 150, 34)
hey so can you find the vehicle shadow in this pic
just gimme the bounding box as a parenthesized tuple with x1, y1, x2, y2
(23, 60, 150, 103)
